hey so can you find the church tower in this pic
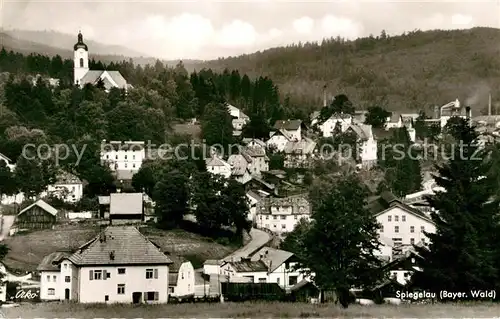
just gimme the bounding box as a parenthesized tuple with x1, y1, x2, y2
(73, 31, 89, 85)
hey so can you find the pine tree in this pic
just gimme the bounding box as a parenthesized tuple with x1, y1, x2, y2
(412, 118, 499, 297)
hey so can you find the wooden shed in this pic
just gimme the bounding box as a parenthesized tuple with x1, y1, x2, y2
(16, 199, 57, 230)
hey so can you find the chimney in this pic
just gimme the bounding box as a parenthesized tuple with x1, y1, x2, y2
(489, 94, 492, 116)
(323, 84, 327, 107)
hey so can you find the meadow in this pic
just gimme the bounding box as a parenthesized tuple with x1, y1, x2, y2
(4, 301, 500, 318)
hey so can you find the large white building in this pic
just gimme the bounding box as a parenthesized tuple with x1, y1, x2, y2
(73, 31, 131, 91)
(255, 194, 311, 233)
(38, 226, 173, 303)
(367, 192, 435, 258)
(314, 113, 353, 137)
(101, 140, 146, 173)
(267, 120, 303, 152)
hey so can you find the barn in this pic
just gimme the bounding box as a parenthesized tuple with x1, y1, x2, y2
(16, 199, 58, 230)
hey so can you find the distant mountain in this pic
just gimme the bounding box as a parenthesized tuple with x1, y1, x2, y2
(0, 29, 206, 69)
(3, 29, 147, 58)
(188, 27, 500, 113)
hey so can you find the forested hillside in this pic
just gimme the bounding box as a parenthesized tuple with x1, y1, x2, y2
(189, 27, 500, 114)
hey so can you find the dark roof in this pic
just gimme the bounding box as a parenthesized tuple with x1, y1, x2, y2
(273, 120, 302, 131)
(366, 191, 432, 222)
(37, 251, 72, 271)
(229, 259, 268, 272)
(66, 226, 173, 266)
(251, 247, 295, 272)
(74, 32, 88, 51)
(204, 259, 224, 266)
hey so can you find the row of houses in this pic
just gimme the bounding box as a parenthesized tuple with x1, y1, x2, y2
(35, 225, 309, 303)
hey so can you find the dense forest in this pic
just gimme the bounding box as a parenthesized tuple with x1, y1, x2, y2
(189, 27, 500, 114)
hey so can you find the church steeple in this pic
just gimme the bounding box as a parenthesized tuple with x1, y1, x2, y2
(74, 31, 88, 51)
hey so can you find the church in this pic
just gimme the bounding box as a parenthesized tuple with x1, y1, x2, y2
(73, 31, 132, 91)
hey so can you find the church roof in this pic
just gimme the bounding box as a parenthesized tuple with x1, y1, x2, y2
(79, 70, 128, 90)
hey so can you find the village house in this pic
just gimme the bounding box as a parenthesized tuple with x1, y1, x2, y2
(250, 247, 306, 290)
(242, 138, 266, 149)
(168, 260, 195, 300)
(344, 123, 378, 168)
(202, 260, 224, 275)
(315, 113, 353, 137)
(73, 31, 132, 91)
(227, 154, 253, 184)
(246, 190, 262, 222)
(221, 258, 269, 283)
(283, 137, 316, 168)
(100, 140, 146, 173)
(38, 251, 72, 300)
(109, 193, 144, 224)
(15, 199, 58, 231)
(46, 170, 83, 203)
(227, 104, 250, 131)
(380, 249, 424, 285)
(267, 120, 303, 152)
(241, 145, 269, 176)
(384, 113, 418, 142)
(255, 194, 311, 234)
(367, 192, 435, 253)
(205, 156, 232, 179)
(39, 226, 173, 303)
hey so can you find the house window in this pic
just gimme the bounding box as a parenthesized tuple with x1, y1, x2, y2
(125, 155, 127, 160)
(79, 58, 84, 67)
(146, 269, 158, 279)
(402, 215, 406, 222)
(259, 216, 262, 220)
(277, 278, 280, 285)
(289, 276, 298, 286)
(388, 215, 392, 222)
(65, 276, 70, 283)
(294, 215, 298, 220)
(421, 226, 425, 232)
(46, 275, 50, 282)
(265, 216, 269, 220)
(146, 291, 159, 301)
(117, 284, 125, 295)
(64, 264, 67, 269)
(410, 238, 415, 245)
(105, 295, 109, 301)
(181, 272, 184, 280)
(273, 216, 277, 220)
(380, 225, 384, 232)
(265, 224, 269, 228)
(48, 288, 55, 295)
(410, 226, 415, 233)
(118, 268, 126, 274)
(273, 225, 277, 228)
(94, 270, 102, 280)
(115, 155, 118, 160)
(133, 155, 136, 160)
(395, 226, 399, 233)
(394, 215, 399, 222)
(53, 275, 56, 281)
(281, 224, 286, 229)
(133, 164, 136, 168)
(281, 215, 286, 220)
(168, 287, 174, 294)
(106, 155, 109, 159)
(258, 278, 266, 283)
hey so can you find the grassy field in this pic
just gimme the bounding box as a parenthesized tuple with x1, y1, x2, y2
(2, 224, 236, 272)
(4, 301, 500, 318)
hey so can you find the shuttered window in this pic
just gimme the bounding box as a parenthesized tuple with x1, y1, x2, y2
(89, 270, 93, 280)
(154, 269, 158, 279)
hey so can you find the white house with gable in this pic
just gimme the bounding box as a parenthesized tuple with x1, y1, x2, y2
(168, 261, 195, 299)
(345, 123, 378, 168)
(46, 170, 83, 203)
(316, 113, 353, 137)
(227, 104, 249, 131)
(38, 226, 173, 303)
(367, 192, 435, 255)
(73, 31, 132, 91)
(205, 156, 232, 179)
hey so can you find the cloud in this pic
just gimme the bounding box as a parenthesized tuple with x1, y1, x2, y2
(451, 14, 473, 27)
(321, 15, 363, 39)
(216, 20, 257, 48)
(293, 16, 314, 34)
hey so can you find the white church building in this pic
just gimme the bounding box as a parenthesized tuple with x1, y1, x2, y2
(73, 31, 132, 91)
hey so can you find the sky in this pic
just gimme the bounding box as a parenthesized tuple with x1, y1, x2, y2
(2, 0, 500, 60)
